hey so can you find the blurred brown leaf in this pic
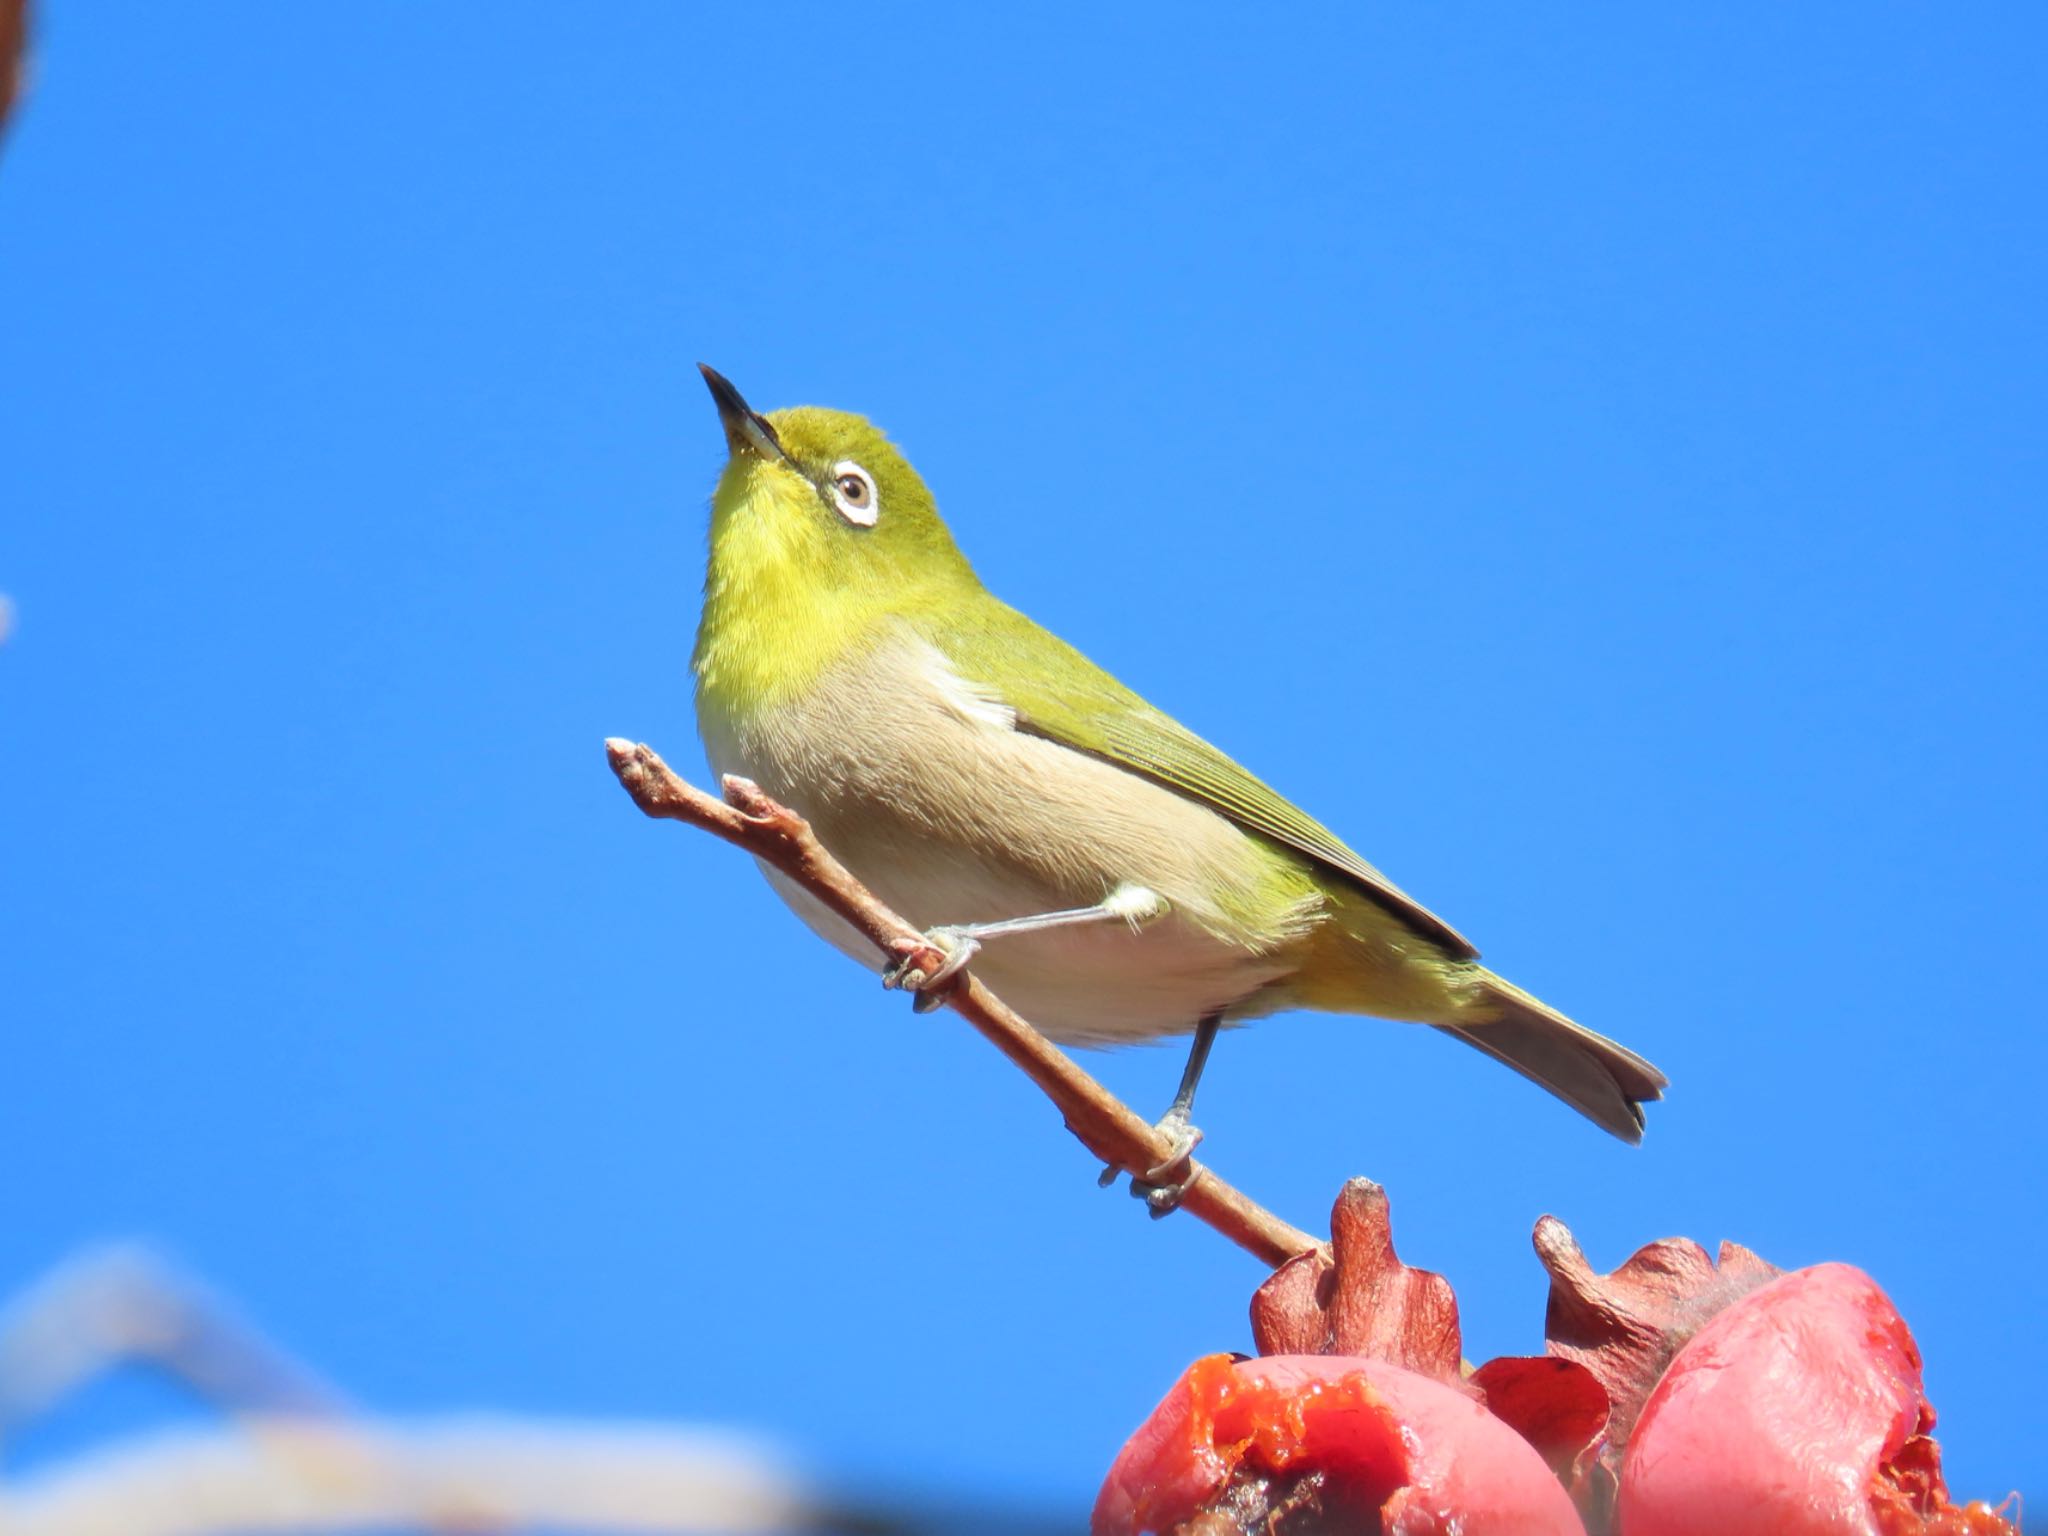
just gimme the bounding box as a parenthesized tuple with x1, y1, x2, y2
(0, 0, 25, 140)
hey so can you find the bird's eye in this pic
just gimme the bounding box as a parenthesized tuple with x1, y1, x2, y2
(829, 461, 878, 527)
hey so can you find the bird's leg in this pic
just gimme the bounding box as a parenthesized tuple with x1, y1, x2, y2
(1100, 1011, 1222, 1218)
(882, 883, 1167, 1008)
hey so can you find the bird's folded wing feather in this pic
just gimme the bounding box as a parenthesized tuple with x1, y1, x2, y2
(935, 603, 1478, 960)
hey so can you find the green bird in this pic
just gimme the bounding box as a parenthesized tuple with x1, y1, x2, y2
(690, 366, 1666, 1203)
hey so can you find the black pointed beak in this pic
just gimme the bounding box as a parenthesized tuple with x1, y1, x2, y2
(698, 363, 787, 462)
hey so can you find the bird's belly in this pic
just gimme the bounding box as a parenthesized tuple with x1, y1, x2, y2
(699, 634, 1316, 1047)
(750, 856, 1287, 1047)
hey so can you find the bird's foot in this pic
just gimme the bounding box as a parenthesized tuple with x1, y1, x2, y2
(881, 927, 982, 1011)
(1097, 1108, 1204, 1218)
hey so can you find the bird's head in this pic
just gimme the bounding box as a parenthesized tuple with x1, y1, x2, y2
(698, 364, 973, 603)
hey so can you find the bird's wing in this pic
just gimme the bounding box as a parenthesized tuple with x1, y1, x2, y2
(934, 602, 1478, 959)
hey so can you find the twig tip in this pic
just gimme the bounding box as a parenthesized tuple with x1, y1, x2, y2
(721, 774, 777, 819)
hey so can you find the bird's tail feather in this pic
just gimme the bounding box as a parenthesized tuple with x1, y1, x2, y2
(1440, 972, 1667, 1143)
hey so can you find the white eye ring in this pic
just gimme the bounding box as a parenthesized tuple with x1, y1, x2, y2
(829, 460, 879, 527)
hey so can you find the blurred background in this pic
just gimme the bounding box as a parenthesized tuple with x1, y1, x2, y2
(2, 3, 2042, 1527)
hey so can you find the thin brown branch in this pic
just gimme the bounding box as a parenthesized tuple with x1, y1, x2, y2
(604, 738, 1321, 1270)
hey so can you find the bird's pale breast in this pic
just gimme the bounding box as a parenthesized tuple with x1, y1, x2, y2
(697, 625, 1320, 1046)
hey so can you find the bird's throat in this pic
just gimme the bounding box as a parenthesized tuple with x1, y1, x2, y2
(692, 459, 875, 720)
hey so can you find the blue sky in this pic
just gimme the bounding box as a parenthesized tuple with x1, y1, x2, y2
(2, 2, 2042, 1516)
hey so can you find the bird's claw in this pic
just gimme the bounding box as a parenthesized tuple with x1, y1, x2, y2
(1137, 1175, 1198, 1218)
(1098, 1111, 1204, 1217)
(881, 927, 981, 1003)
